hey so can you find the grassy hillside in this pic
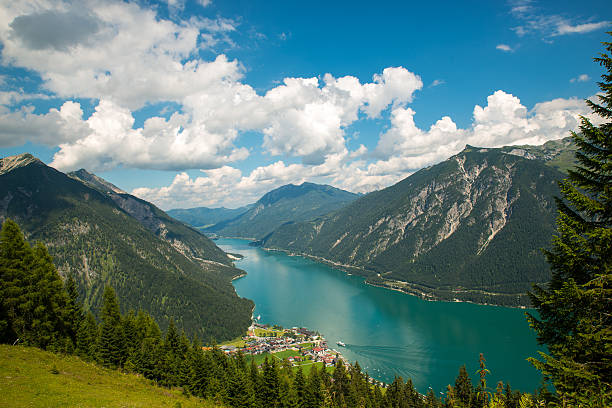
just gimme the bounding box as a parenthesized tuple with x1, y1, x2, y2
(0, 345, 223, 408)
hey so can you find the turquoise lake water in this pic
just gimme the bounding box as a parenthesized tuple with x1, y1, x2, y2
(218, 238, 542, 395)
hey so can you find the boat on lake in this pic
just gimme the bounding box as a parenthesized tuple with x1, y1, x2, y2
(337, 341, 346, 347)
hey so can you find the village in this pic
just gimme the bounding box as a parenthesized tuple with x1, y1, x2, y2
(219, 322, 348, 369)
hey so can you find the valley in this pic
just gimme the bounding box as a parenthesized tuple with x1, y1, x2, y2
(222, 238, 541, 394)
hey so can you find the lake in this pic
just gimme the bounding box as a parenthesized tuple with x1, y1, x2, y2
(218, 238, 542, 394)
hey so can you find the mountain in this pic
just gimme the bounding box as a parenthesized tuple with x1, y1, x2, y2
(262, 145, 567, 306)
(499, 136, 577, 173)
(0, 154, 253, 341)
(68, 169, 232, 270)
(206, 182, 360, 239)
(167, 206, 250, 229)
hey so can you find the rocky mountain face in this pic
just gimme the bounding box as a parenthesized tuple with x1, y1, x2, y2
(206, 182, 359, 240)
(263, 146, 567, 306)
(0, 155, 253, 341)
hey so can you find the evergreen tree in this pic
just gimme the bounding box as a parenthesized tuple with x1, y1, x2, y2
(0, 219, 33, 344)
(97, 285, 126, 367)
(75, 311, 98, 360)
(63, 273, 83, 345)
(293, 366, 307, 408)
(26, 242, 70, 350)
(527, 32, 612, 405)
(331, 359, 350, 407)
(0, 220, 72, 350)
(260, 357, 281, 407)
(454, 365, 473, 408)
(227, 358, 255, 408)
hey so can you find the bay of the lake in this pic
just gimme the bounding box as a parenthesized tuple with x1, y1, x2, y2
(218, 238, 542, 394)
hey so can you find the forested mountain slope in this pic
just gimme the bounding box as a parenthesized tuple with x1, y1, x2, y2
(0, 154, 252, 341)
(263, 146, 566, 306)
(207, 182, 359, 239)
(69, 169, 233, 272)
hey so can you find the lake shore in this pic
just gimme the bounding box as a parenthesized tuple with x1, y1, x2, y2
(260, 245, 531, 308)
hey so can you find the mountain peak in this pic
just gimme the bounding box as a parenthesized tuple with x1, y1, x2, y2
(68, 168, 127, 195)
(0, 153, 44, 176)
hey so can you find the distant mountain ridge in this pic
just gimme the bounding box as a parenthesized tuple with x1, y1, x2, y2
(0, 154, 253, 341)
(262, 142, 570, 306)
(167, 206, 251, 229)
(204, 182, 359, 239)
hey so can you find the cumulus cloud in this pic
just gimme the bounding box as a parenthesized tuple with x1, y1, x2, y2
(0, 1, 423, 171)
(0, 101, 89, 147)
(9, 10, 101, 51)
(570, 74, 590, 83)
(132, 91, 594, 209)
(1, 1, 241, 109)
(496, 44, 513, 52)
(49, 99, 248, 171)
(372, 90, 593, 176)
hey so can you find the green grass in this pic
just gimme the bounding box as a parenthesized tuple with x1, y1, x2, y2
(271, 349, 302, 360)
(0, 345, 224, 408)
(220, 336, 247, 348)
(246, 352, 332, 377)
(253, 327, 284, 337)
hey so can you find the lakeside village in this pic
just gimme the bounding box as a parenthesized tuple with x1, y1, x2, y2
(217, 319, 350, 372)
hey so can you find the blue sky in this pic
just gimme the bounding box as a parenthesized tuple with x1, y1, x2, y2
(0, 0, 610, 209)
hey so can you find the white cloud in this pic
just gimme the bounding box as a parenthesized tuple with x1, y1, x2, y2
(49, 99, 248, 172)
(555, 21, 609, 36)
(496, 44, 513, 52)
(429, 79, 445, 87)
(508, 3, 608, 39)
(0, 101, 89, 147)
(570, 74, 590, 83)
(1, 1, 240, 110)
(197, 0, 213, 7)
(0, 91, 50, 105)
(0, 1, 423, 171)
(133, 91, 594, 209)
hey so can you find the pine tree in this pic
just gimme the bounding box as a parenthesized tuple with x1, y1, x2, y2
(25, 242, 70, 349)
(527, 32, 612, 405)
(260, 357, 281, 407)
(227, 357, 255, 408)
(454, 365, 473, 408)
(63, 273, 83, 346)
(97, 285, 125, 367)
(75, 311, 98, 360)
(0, 220, 71, 350)
(0, 219, 33, 344)
(293, 366, 307, 408)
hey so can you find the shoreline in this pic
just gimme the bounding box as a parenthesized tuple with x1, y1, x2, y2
(260, 245, 531, 309)
(231, 272, 247, 281)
